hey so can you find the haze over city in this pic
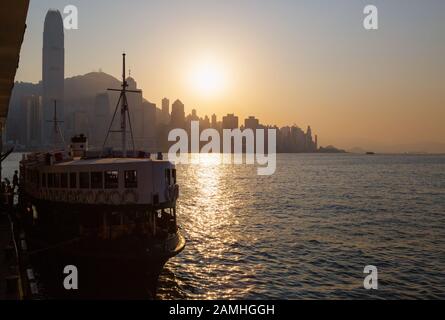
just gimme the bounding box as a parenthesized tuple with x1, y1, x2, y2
(14, 0, 445, 153)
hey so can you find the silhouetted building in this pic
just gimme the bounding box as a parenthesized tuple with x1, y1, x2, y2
(6, 81, 40, 146)
(200, 115, 210, 129)
(191, 109, 198, 120)
(211, 114, 217, 128)
(142, 101, 157, 151)
(306, 126, 316, 152)
(161, 97, 170, 124)
(170, 99, 185, 128)
(244, 116, 259, 130)
(222, 113, 238, 129)
(23, 95, 42, 147)
(42, 9, 64, 145)
(186, 109, 199, 124)
(73, 111, 88, 137)
(92, 93, 110, 148)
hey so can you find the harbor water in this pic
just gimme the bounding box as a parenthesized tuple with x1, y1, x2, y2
(4, 153, 445, 299)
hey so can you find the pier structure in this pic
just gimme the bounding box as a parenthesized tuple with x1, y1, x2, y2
(0, 0, 31, 300)
(0, 209, 22, 299)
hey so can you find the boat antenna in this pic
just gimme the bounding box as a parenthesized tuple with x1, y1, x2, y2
(46, 100, 65, 150)
(102, 53, 142, 157)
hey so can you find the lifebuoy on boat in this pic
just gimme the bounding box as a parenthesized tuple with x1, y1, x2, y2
(123, 190, 138, 204)
(57, 191, 62, 202)
(74, 190, 82, 202)
(68, 190, 76, 203)
(60, 190, 67, 202)
(48, 190, 55, 202)
(86, 191, 95, 204)
(109, 191, 122, 205)
(78, 191, 88, 203)
(95, 191, 107, 204)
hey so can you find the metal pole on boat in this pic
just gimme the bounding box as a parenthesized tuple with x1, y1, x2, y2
(46, 100, 65, 150)
(105, 54, 141, 157)
(53, 100, 57, 148)
(121, 53, 127, 157)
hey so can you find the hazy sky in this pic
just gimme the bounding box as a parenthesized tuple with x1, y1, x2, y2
(15, 0, 445, 152)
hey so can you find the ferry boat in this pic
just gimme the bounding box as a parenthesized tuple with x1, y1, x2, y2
(17, 54, 185, 299)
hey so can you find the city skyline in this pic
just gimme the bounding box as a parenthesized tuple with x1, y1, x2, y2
(13, 0, 445, 153)
(7, 8, 320, 155)
(9, 68, 322, 154)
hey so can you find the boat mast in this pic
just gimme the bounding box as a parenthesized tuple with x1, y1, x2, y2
(46, 100, 65, 150)
(103, 53, 142, 157)
(121, 53, 128, 156)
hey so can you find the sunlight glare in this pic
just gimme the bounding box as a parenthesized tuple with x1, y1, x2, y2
(188, 58, 227, 97)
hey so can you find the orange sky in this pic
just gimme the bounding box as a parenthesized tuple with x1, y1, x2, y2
(15, 0, 445, 152)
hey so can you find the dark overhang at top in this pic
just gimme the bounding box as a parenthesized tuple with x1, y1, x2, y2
(0, 0, 30, 125)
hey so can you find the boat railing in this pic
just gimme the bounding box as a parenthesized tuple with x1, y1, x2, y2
(22, 150, 73, 166)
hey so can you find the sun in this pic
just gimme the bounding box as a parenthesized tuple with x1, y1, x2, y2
(188, 58, 227, 97)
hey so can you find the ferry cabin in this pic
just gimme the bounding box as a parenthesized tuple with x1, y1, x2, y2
(19, 154, 180, 244)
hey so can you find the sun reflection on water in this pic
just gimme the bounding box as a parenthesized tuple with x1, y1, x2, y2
(158, 154, 258, 299)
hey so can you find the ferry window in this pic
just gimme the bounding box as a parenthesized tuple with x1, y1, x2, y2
(70, 172, 77, 189)
(91, 172, 103, 189)
(48, 173, 54, 188)
(105, 171, 119, 189)
(124, 170, 137, 188)
(61, 173, 68, 188)
(54, 174, 60, 188)
(42, 173, 47, 188)
(79, 172, 90, 189)
(172, 169, 177, 184)
(165, 169, 171, 185)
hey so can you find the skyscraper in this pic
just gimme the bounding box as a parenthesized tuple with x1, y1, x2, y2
(142, 101, 157, 151)
(244, 116, 259, 130)
(170, 99, 185, 128)
(23, 95, 42, 147)
(211, 114, 217, 128)
(42, 9, 64, 146)
(306, 126, 315, 152)
(222, 113, 238, 129)
(92, 93, 110, 148)
(161, 98, 170, 124)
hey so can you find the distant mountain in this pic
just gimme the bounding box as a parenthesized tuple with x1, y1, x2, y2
(318, 145, 347, 153)
(64, 72, 121, 100)
(348, 147, 367, 154)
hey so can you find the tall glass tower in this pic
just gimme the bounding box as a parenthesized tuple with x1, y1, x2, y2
(42, 9, 64, 146)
